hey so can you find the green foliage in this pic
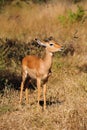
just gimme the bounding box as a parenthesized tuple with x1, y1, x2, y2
(68, 6, 85, 22)
(58, 15, 67, 25)
(0, 0, 4, 4)
(58, 6, 85, 25)
(68, 10, 77, 23)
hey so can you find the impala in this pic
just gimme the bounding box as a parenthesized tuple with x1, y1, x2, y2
(19, 38, 62, 110)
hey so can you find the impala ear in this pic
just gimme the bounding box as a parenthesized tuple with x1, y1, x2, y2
(44, 36, 53, 42)
(35, 38, 46, 47)
(48, 36, 53, 41)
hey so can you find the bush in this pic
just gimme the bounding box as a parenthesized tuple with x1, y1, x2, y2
(68, 6, 85, 22)
(58, 6, 85, 25)
(0, 43, 9, 70)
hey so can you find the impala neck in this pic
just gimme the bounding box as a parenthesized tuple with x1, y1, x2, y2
(43, 49, 53, 70)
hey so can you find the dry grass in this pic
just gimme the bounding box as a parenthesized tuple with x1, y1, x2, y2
(0, 64, 87, 130)
(0, 0, 87, 130)
(0, 0, 86, 41)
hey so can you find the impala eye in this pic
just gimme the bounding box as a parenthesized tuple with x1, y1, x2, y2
(50, 43, 53, 46)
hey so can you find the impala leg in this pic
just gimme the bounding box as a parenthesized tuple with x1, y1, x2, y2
(25, 87, 29, 104)
(19, 71, 27, 104)
(20, 81, 24, 104)
(37, 78, 41, 107)
(25, 78, 31, 104)
(43, 83, 47, 110)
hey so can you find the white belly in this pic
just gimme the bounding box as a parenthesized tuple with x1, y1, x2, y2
(27, 68, 37, 79)
(25, 66, 50, 80)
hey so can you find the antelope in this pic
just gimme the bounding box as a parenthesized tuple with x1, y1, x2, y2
(19, 38, 62, 110)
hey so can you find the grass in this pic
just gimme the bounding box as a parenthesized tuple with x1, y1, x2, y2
(58, 5, 85, 25)
(0, 0, 85, 41)
(0, 0, 87, 130)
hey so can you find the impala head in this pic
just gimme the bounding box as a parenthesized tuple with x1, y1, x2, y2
(35, 38, 62, 53)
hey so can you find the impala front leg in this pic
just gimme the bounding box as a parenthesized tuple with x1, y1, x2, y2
(43, 83, 47, 110)
(25, 87, 29, 104)
(37, 78, 41, 107)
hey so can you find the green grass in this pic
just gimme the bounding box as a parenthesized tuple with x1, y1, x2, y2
(58, 5, 85, 25)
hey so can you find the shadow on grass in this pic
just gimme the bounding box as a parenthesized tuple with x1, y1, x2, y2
(24, 77, 36, 91)
(0, 70, 37, 95)
(39, 99, 65, 107)
(0, 71, 21, 90)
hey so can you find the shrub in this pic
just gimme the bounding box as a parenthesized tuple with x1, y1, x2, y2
(68, 6, 85, 22)
(58, 6, 85, 25)
(0, 43, 9, 70)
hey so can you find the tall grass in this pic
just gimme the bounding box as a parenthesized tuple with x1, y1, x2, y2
(0, 0, 86, 42)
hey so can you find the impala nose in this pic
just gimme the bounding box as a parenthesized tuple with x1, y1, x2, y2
(58, 47, 63, 52)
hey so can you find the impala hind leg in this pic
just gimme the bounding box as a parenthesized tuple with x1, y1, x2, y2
(43, 83, 47, 110)
(19, 71, 27, 104)
(25, 78, 31, 104)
